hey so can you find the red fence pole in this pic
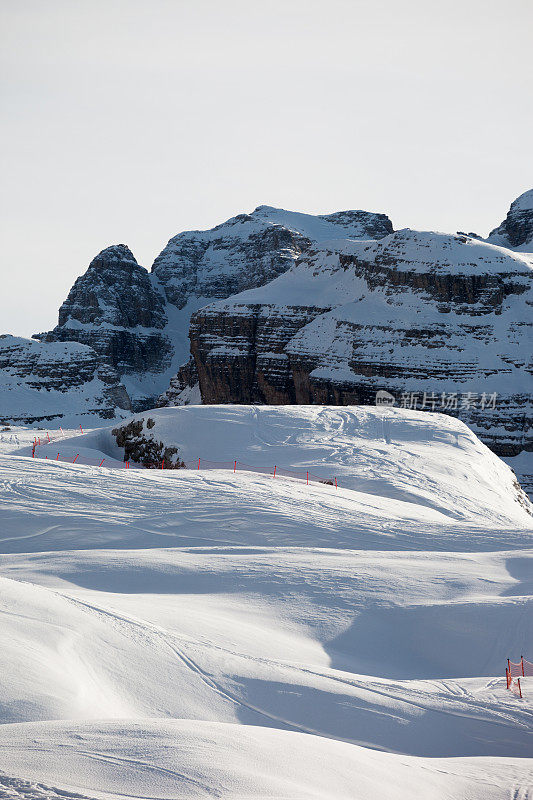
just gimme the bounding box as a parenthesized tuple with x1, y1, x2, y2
(507, 658, 511, 676)
(47, 432, 51, 443)
(335, 477, 337, 489)
(234, 460, 237, 473)
(518, 678, 522, 699)
(273, 465, 276, 478)
(98, 459, 105, 467)
(79, 424, 83, 434)
(56, 453, 59, 460)
(161, 460, 164, 469)
(521, 656, 525, 676)
(73, 454, 79, 463)
(198, 457, 200, 470)
(306, 471, 308, 485)
(506, 667, 509, 689)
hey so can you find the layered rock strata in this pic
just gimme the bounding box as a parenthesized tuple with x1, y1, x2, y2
(0, 335, 131, 425)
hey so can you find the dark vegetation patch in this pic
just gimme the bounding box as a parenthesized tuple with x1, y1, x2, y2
(112, 417, 186, 469)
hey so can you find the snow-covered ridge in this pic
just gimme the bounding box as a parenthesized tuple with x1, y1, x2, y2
(0, 334, 130, 426)
(101, 405, 532, 526)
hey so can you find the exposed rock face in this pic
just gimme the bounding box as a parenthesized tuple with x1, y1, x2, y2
(189, 230, 532, 457)
(488, 189, 533, 251)
(154, 206, 393, 406)
(37, 245, 172, 410)
(0, 335, 131, 426)
(156, 358, 200, 407)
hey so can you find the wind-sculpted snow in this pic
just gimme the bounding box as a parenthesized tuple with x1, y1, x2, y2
(0, 407, 532, 797)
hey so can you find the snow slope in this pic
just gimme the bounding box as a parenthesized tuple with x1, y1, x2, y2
(0, 406, 532, 798)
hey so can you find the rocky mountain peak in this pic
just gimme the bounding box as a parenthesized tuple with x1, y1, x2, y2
(36, 244, 173, 410)
(488, 189, 533, 251)
(86, 243, 139, 272)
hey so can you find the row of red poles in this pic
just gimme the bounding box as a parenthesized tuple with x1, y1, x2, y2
(31, 449, 338, 487)
(31, 442, 338, 487)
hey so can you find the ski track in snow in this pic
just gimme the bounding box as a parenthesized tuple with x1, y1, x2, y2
(0, 407, 532, 799)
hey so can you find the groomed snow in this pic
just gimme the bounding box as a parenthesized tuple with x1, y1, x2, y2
(0, 406, 532, 798)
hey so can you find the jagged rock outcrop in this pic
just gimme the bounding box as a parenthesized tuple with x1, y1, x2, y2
(112, 416, 185, 468)
(188, 229, 532, 457)
(36, 245, 172, 410)
(0, 335, 131, 426)
(488, 189, 533, 251)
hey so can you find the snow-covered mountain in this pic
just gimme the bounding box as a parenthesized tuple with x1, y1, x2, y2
(3, 192, 531, 463)
(37, 207, 392, 411)
(0, 335, 130, 426)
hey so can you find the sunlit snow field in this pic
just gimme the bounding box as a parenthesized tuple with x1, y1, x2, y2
(0, 406, 532, 799)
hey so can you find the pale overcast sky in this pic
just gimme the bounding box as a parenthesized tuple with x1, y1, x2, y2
(1, 0, 532, 336)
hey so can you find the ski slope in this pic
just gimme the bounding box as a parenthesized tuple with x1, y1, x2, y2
(0, 406, 532, 798)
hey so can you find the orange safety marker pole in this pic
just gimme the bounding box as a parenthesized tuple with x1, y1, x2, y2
(73, 454, 79, 463)
(335, 477, 337, 489)
(79, 424, 83, 434)
(198, 457, 200, 470)
(234, 460, 237, 473)
(98, 459, 105, 467)
(273, 465, 276, 478)
(56, 453, 59, 460)
(161, 460, 164, 469)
